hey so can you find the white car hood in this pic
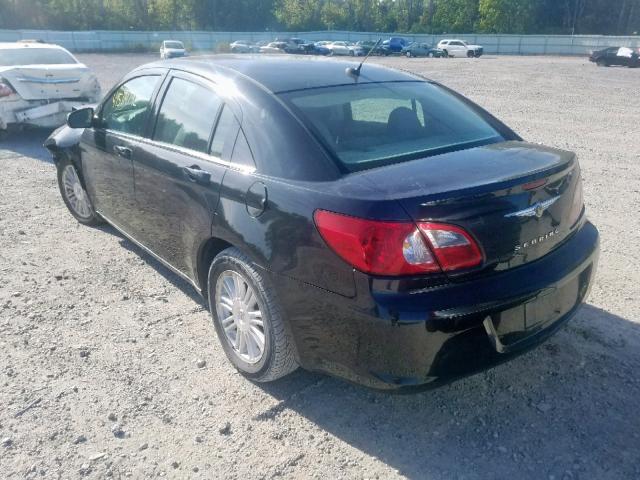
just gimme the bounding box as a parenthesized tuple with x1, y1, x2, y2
(0, 63, 100, 101)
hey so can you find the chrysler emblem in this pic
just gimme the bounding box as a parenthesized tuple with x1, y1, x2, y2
(505, 196, 560, 219)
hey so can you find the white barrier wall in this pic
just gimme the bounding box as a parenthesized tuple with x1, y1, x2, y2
(0, 29, 638, 55)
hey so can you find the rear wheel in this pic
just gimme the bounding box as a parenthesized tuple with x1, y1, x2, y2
(207, 248, 298, 382)
(596, 59, 608, 67)
(56, 158, 103, 226)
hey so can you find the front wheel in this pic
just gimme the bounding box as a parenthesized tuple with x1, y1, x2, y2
(442, 50, 449, 58)
(56, 158, 103, 226)
(467, 50, 474, 58)
(208, 248, 298, 382)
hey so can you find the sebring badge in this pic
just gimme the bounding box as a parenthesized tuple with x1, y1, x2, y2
(505, 196, 560, 219)
(515, 228, 560, 252)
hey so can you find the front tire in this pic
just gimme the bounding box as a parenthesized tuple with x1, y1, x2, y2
(207, 248, 298, 382)
(467, 50, 474, 58)
(56, 157, 102, 226)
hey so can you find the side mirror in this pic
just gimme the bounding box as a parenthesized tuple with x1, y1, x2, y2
(67, 107, 94, 129)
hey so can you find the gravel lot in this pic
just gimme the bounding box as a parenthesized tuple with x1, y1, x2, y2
(1, 53, 639, 479)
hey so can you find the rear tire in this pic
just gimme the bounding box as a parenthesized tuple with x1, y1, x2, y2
(596, 59, 608, 67)
(207, 247, 298, 382)
(56, 157, 103, 226)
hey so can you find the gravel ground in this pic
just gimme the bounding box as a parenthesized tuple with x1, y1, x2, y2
(1, 53, 639, 480)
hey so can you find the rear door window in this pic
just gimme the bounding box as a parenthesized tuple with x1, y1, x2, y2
(210, 105, 240, 158)
(101, 75, 160, 136)
(153, 77, 222, 153)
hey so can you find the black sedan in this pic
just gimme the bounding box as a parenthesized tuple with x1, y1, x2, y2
(45, 56, 599, 390)
(589, 46, 640, 67)
(402, 42, 444, 58)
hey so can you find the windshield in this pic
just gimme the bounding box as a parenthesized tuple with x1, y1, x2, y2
(282, 82, 504, 172)
(0, 48, 77, 66)
(164, 42, 184, 49)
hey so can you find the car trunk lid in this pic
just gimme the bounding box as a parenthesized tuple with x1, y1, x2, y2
(357, 141, 583, 277)
(0, 64, 94, 101)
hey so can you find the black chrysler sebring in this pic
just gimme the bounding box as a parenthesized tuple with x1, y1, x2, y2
(45, 55, 599, 390)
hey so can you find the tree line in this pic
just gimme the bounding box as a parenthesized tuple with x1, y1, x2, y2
(1, 0, 638, 35)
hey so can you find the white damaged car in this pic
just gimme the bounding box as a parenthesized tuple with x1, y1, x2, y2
(0, 42, 101, 133)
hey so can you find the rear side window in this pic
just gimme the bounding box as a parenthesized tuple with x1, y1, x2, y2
(210, 105, 239, 158)
(101, 75, 160, 136)
(154, 77, 222, 153)
(230, 130, 256, 168)
(282, 81, 503, 172)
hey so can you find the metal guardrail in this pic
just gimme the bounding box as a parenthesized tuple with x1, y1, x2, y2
(1, 29, 639, 55)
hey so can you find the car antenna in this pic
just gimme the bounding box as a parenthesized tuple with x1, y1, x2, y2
(346, 38, 382, 78)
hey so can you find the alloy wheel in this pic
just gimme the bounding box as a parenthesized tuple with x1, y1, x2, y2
(62, 165, 92, 219)
(215, 270, 265, 364)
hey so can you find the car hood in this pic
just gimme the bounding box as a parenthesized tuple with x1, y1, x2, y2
(0, 63, 101, 101)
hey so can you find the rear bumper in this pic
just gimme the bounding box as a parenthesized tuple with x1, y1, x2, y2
(273, 221, 599, 390)
(0, 99, 88, 129)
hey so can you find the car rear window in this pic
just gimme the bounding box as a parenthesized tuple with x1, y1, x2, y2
(0, 48, 77, 66)
(282, 81, 504, 172)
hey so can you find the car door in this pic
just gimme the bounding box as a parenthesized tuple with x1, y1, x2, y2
(449, 41, 464, 56)
(131, 71, 240, 280)
(81, 72, 164, 232)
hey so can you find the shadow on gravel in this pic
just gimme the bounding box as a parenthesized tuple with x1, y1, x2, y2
(255, 304, 640, 479)
(0, 128, 54, 163)
(95, 224, 208, 308)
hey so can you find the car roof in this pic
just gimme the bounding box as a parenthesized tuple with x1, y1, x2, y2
(0, 41, 68, 50)
(146, 54, 425, 93)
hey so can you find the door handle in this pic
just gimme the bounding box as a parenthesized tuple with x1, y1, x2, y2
(183, 165, 211, 184)
(113, 145, 132, 159)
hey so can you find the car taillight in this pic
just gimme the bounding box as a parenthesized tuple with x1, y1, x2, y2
(418, 223, 483, 271)
(314, 210, 482, 276)
(569, 173, 584, 225)
(0, 78, 16, 98)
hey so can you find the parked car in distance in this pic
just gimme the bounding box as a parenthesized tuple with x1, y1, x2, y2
(230, 41, 259, 54)
(312, 42, 332, 56)
(402, 42, 444, 58)
(326, 41, 352, 56)
(589, 46, 640, 67)
(45, 55, 598, 391)
(357, 40, 387, 56)
(259, 42, 287, 54)
(382, 37, 408, 54)
(437, 39, 483, 57)
(160, 40, 187, 59)
(0, 42, 101, 133)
